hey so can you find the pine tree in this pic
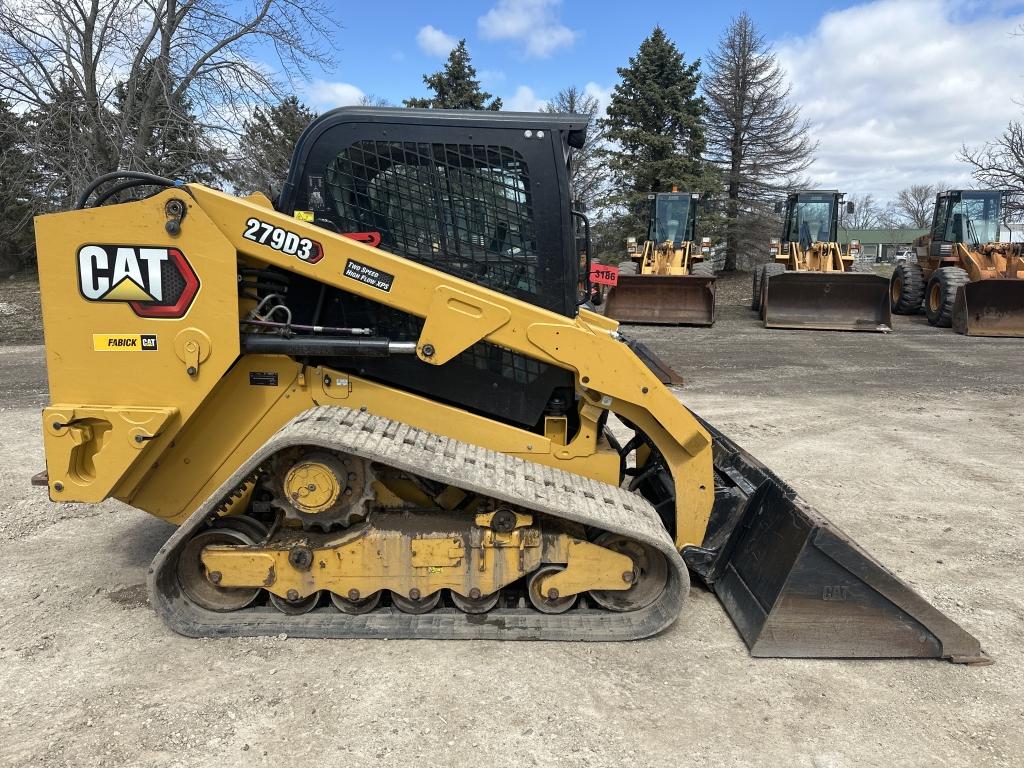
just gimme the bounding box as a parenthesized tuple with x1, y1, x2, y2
(0, 99, 35, 271)
(703, 13, 816, 271)
(114, 59, 227, 185)
(23, 80, 97, 211)
(404, 41, 501, 110)
(544, 86, 607, 211)
(233, 96, 317, 197)
(601, 27, 709, 241)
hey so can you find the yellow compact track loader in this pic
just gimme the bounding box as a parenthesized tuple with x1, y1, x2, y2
(603, 192, 716, 326)
(32, 108, 985, 661)
(754, 190, 892, 332)
(890, 189, 1024, 336)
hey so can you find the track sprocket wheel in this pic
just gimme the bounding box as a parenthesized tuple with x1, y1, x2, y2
(273, 450, 373, 530)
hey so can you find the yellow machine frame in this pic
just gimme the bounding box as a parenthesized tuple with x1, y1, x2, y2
(633, 238, 708, 276)
(35, 185, 715, 549)
(772, 239, 857, 273)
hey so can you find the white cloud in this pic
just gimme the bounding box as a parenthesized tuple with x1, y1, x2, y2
(417, 25, 457, 57)
(479, 69, 507, 85)
(583, 81, 612, 113)
(478, 0, 578, 58)
(775, 0, 1024, 200)
(506, 85, 547, 112)
(305, 80, 366, 109)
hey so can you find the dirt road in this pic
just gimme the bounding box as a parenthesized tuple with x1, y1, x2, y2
(1, 273, 1021, 767)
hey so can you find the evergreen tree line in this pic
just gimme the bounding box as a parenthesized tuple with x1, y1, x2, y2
(2, 9, 1014, 274)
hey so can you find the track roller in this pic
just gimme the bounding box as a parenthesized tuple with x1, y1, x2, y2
(392, 591, 442, 614)
(527, 565, 577, 614)
(450, 589, 501, 614)
(269, 590, 321, 615)
(331, 590, 382, 615)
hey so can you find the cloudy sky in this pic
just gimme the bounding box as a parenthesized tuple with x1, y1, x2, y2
(296, 0, 1024, 201)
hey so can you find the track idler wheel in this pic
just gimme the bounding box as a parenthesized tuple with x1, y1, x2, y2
(588, 534, 668, 612)
(527, 565, 577, 614)
(176, 527, 262, 612)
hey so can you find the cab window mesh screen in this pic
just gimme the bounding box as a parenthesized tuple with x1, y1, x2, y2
(325, 141, 538, 299)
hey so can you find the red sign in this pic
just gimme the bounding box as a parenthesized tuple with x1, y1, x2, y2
(590, 263, 619, 286)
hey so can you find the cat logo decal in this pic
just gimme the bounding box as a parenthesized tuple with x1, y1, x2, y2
(77, 245, 199, 318)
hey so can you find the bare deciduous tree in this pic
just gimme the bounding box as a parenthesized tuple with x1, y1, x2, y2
(703, 12, 817, 271)
(358, 94, 393, 107)
(894, 184, 937, 227)
(543, 85, 607, 211)
(961, 122, 1024, 217)
(844, 193, 881, 229)
(0, 0, 336, 210)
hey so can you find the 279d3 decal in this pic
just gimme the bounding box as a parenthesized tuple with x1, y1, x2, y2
(242, 217, 323, 264)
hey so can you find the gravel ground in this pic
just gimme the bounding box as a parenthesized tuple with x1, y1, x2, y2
(1, 271, 1022, 767)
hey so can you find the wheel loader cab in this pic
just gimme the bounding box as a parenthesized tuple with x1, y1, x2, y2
(274, 107, 587, 428)
(648, 192, 698, 248)
(782, 191, 840, 250)
(929, 190, 1002, 254)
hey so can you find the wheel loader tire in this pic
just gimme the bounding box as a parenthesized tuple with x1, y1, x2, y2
(617, 261, 638, 275)
(690, 261, 715, 277)
(751, 267, 764, 311)
(924, 267, 969, 327)
(890, 262, 925, 314)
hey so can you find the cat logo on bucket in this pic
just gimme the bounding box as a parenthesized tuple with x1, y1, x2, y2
(77, 245, 199, 319)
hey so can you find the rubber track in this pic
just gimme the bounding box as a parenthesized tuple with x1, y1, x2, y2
(148, 406, 689, 640)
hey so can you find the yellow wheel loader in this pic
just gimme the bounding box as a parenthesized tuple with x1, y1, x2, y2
(891, 189, 1024, 336)
(754, 190, 892, 332)
(31, 108, 985, 661)
(603, 192, 716, 326)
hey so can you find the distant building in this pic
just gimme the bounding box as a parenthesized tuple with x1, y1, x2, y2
(839, 228, 928, 262)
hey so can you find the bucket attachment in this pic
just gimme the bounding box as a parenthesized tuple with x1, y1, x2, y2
(762, 272, 892, 332)
(684, 419, 989, 663)
(604, 274, 715, 326)
(952, 278, 1024, 337)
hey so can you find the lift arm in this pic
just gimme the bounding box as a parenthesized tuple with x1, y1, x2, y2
(188, 185, 714, 548)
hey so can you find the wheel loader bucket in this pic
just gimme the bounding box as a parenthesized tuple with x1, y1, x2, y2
(762, 272, 892, 332)
(604, 274, 715, 326)
(685, 419, 989, 663)
(952, 279, 1024, 337)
